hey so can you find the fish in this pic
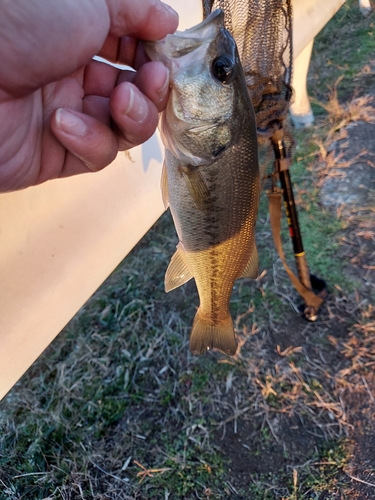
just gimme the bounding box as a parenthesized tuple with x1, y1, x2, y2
(144, 9, 260, 356)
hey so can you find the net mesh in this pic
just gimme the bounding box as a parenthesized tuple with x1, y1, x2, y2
(201, 2, 323, 311)
(202, 0, 293, 138)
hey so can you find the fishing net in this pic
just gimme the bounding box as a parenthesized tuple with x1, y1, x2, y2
(202, 0, 293, 137)
(202, 1, 328, 315)
(202, 0, 294, 178)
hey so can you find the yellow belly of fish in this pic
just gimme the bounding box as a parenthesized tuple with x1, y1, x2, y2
(181, 212, 258, 355)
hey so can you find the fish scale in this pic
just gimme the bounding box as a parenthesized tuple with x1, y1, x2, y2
(144, 10, 260, 355)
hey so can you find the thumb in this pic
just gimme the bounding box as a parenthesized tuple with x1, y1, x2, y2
(0, 0, 178, 99)
(0, 0, 110, 98)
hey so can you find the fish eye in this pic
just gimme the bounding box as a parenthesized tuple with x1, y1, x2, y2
(212, 55, 236, 84)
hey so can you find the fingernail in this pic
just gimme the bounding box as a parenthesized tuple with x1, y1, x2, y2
(161, 2, 178, 19)
(157, 68, 170, 102)
(55, 108, 87, 136)
(124, 87, 148, 123)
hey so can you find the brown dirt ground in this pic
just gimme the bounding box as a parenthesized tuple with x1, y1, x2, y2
(321, 115, 375, 499)
(208, 72, 375, 497)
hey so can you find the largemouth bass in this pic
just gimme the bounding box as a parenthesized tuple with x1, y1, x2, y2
(144, 10, 260, 356)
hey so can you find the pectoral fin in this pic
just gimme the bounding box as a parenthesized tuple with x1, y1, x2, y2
(165, 243, 193, 292)
(179, 165, 211, 212)
(160, 160, 169, 209)
(240, 240, 259, 279)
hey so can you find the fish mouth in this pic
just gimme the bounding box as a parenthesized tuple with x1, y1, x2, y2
(170, 10, 224, 49)
(143, 10, 225, 62)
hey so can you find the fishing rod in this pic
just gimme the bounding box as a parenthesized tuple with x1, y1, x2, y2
(269, 125, 327, 321)
(271, 128, 311, 289)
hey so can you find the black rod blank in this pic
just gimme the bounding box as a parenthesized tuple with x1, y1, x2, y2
(271, 128, 312, 292)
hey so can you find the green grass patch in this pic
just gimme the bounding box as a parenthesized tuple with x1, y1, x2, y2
(310, 0, 375, 100)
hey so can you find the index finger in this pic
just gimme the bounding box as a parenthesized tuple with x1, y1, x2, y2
(98, 35, 139, 66)
(98, 36, 151, 68)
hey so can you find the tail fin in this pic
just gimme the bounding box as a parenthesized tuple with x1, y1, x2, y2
(189, 309, 237, 356)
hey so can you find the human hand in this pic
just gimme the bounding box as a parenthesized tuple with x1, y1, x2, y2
(0, 0, 178, 192)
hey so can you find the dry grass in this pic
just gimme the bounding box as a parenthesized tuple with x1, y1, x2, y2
(308, 77, 375, 189)
(312, 77, 375, 139)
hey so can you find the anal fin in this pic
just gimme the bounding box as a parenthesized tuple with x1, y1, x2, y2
(165, 243, 193, 292)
